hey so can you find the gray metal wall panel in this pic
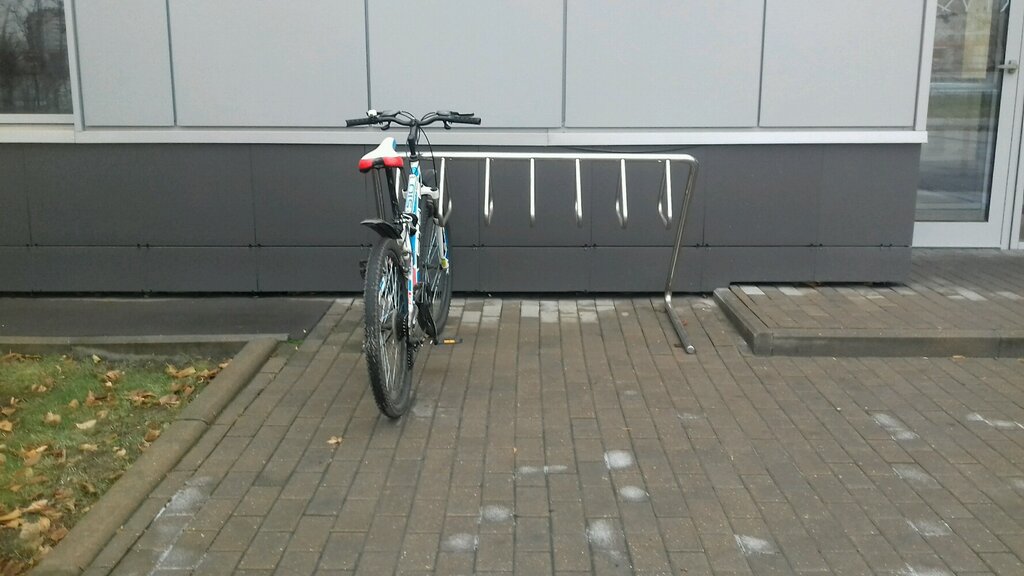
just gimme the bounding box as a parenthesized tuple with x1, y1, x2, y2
(169, 0, 367, 127)
(479, 153, 591, 247)
(761, 0, 923, 127)
(814, 247, 911, 283)
(76, 0, 175, 127)
(589, 247, 703, 292)
(703, 247, 815, 290)
(146, 248, 257, 292)
(32, 247, 145, 292)
(565, 0, 763, 128)
(703, 146, 822, 247)
(24, 145, 145, 246)
(367, 0, 563, 128)
(819, 145, 920, 247)
(450, 247, 480, 292)
(134, 145, 254, 246)
(259, 247, 363, 292)
(0, 147, 29, 245)
(0, 248, 32, 291)
(590, 156, 705, 247)
(478, 248, 589, 292)
(252, 146, 371, 247)
(440, 156, 482, 248)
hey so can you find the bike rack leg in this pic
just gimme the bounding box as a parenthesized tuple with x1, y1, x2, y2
(663, 159, 699, 354)
(484, 158, 493, 226)
(529, 158, 536, 227)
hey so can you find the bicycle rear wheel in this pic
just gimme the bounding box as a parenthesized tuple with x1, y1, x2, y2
(420, 200, 453, 333)
(363, 238, 413, 418)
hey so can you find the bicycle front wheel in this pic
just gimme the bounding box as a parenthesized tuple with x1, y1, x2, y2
(363, 238, 413, 418)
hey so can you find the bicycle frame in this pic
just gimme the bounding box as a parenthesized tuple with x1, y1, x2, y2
(369, 153, 447, 338)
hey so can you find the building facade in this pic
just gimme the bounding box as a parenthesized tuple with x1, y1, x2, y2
(1, 0, 1021, 293)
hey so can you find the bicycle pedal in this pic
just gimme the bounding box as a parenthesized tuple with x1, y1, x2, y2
(358, 259, 368, 279)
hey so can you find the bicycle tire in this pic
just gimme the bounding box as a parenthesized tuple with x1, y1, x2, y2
(420, 200, 453, 333)
(363, 238, 414, 418)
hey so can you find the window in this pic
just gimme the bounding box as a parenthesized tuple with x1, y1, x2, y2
(0, 0, 71, 115)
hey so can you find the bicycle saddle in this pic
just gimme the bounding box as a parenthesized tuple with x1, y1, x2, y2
(358, 137, 405, 172)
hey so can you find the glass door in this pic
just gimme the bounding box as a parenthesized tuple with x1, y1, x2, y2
(914, 0, 1024, 247)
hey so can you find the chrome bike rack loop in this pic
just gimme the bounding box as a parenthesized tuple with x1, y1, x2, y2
(529, 158, 536, 227)
(423, 151, 699, 353)
(574, 159, 583, 228)
(657, 160, 673, 229)
(615, 159, 628, 229)
(484, 158, 493, 226)
(437, 157, 453, 227)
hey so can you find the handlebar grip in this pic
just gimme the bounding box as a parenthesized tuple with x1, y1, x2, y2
(345, 116, 378, 127)
(448, 116, 481, 125)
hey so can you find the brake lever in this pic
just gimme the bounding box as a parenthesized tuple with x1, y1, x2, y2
(381, 122, 391, 131)
(443, 121, 452, 130)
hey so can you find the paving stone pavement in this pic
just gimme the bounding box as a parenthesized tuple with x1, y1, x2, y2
(87, 295, 1024, 575)
(730, 249, 1024, 331)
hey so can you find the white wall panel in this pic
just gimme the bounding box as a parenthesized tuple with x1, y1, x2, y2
(76, 0, 174, 126)
(367, 0, 563, 128)
(169, 0, 367, 127)
(565, 0, 764, 128)
(761, 0, 925, 128)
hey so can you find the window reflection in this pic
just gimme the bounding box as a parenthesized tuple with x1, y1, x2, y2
(916, 0, 1010, 222)
(0, 0, 71, 114)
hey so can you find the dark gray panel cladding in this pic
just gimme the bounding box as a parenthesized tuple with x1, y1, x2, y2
(703, 247, 815, 291)
(818, 145, 920, 246)
(589, 247, 703, 292)
(32, 247, 145, 292)
(815, 247, 911, 283)
(258, 247, 365, 292)
(24, 144, 146, 246)
(0, 142, 920, 293)
(703, 145, 823, 246)
(252, 146, 373, 247)
(478, 248, 590, 292)
(0, 248, 32, 291)
(134, 144, 255, 246)
(0, 147, 30, 245)
(146, 247, 258, 292)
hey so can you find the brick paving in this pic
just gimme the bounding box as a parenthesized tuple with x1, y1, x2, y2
(88, 293, 1024, 575)
(729, 249, 1024, 331)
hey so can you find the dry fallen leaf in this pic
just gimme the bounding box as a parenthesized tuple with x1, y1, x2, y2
(158, 394, 180, 408)
(84, 391, 101, 407)
(30, 384, 48, 394)
(48, 525, 69, 543)
(113, 447, 127, 458)
(96, 410, 108, 421)
(218, 361, 230, 369)
(23, 500, 48, 515)
(1, 407, 15, 417)
(144, 428, 161, 443)
(19, 515, 51, 547)
(75, 419, 97, 431)
(165, 365, 196, 379)
(79, 481, 97, 495)
(327, 436, 343, 446)
(103, 370, 123, 383)
(0, 509, 21, 523)
(0, 454, 5, 465)
(91, 354, 102, 364)
(43, 412, 61, 426)
(78, 444, 98, 453)
(952, 355, 966, 361)
(67, 399, 79, 409)
(0, 420, 12, 433)
(1, 352, 40, 363)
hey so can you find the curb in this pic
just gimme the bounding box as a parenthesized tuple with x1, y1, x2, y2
(0, 334, 288, 361)
(29, 337, 280, 576)
(715, 287, 1024, 358)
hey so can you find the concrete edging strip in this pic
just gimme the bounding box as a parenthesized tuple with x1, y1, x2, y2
(30, 337, 280, 576)
(713, 288, 773, 354)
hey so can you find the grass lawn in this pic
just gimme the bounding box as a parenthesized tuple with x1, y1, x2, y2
(0, 352, 226, 573)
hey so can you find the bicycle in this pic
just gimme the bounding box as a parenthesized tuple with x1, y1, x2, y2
(345, 109, 481, 418)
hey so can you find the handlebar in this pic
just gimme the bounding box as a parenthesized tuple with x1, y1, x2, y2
(344, 110, 481, 128)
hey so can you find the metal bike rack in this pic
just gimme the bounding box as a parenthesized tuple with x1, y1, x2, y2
(424, 151, 700, 353)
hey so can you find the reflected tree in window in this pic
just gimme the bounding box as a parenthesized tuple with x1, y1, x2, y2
(0, 0, 71, 114)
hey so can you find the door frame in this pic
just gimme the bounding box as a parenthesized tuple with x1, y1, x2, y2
(914, 0, 1024, 248)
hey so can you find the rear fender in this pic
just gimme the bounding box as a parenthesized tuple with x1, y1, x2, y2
(361, 219, 402, 240)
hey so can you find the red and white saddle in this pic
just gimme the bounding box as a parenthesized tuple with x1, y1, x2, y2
(358, 137, 405, 173)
